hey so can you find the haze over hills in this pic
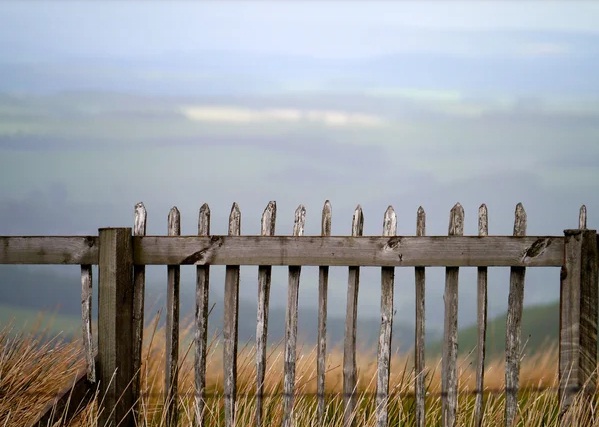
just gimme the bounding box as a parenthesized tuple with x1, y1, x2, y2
(0, 264, 567, 359)
(3, 29, 599, 96)
(0, 265, 418, 348)
(428, 301, 560, 358)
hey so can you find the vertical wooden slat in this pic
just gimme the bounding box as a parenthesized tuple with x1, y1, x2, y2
(343, 205, 364, 427)
(376, 206, 397, 427)
(195, 203, 211, 427)
(579, 204, 587, 229)
(81, 264, 95, 383)
(414, 206, 426, 427)
(317, 200, 332, 424)
(132, 202, 146, 412)
(98, 227, 134, 427)
(166, 207, 181, 427)
(474, 204, 488, 427)
(224, 203, 241, 427)
(283, 204, 306, 427)
(442, 203, 464, 427)
(505, 203, 526, 427)
(559, 228, 598, 424)
(256, 201, 276, 427)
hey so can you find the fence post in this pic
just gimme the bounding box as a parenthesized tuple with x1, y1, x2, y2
(559, 229, 598, 424)
(98, 228, 135, 427)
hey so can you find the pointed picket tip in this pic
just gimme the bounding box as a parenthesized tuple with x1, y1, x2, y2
(198, 203, 211, 235)
(383, 205, 397, 237)
(168, 206, 181, 235)
(134, 202, 147, 236)
(293, 204, 306, 236)
(351, 205, 364, 237)
(229, 202, 241, 235)
(261, 201, 277, 236)
(416, 206, 425, 237)
(513, 203, 527, 236)
(579, 205, 587, 230)
(478, 204, 488, 237)
(448, 203, 464, 236)
(321, 200, 332, 236)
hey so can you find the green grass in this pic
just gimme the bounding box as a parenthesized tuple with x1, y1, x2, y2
(0, 303, 82, 338)
(429, 301, 559, 358)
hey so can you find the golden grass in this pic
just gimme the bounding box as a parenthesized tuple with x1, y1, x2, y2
(1, 317, 597, 426)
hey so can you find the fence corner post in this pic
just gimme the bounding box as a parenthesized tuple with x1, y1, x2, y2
(559, 228, 598, 424)
(98, 227, 135, 427)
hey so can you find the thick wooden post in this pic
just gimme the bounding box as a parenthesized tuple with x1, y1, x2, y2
(98, 228, 135, 427)
(132, 202, 146, 420)
(559, 229, 598, 424)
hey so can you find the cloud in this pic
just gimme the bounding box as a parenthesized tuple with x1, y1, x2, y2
(180, 106, 386, 128)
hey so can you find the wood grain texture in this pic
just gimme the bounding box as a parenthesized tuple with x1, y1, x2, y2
(317, 200, 332, 424)
(376, 205, 397, 427)
(224, 203, 241, 427)
(98, 228, 134, 427)
(505, 203, 527, 427)
(255, 201, 276, 427)
(577, 229, 598, 410)
(579, 205, 587, 230)
(559, 229, 598, 425)
(343, 205, 363, 427)
(195, 203, 210, 427)
(133, 235, 563, 267)
(0, 236, 98, 264)
(474, 204, 488, 427)
(81, 264, 95, 383)
(442, 203, 464, 427)
(132, 202, 146, 411)
(415, 206, 426, 427)
(283, 205, 306, 427)
(166, 207, 181, 427)
(559, 230, 582, 424)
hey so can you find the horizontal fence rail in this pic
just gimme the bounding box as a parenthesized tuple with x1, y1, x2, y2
(1, 235, 565, 266)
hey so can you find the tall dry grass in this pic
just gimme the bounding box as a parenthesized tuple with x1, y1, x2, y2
(1, 316, 597, 426)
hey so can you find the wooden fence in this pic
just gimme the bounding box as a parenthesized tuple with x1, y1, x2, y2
(0, 201, 597, 427)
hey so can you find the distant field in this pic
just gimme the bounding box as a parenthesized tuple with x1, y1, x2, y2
(0, 303, 82, 338)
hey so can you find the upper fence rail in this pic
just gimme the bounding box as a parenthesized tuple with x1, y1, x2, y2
(0, 234, 566, 267)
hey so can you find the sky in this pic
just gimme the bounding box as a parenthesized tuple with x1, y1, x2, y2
(0, 1, 598, 338)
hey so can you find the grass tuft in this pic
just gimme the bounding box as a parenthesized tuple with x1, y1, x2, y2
(1, 316, 597, 426)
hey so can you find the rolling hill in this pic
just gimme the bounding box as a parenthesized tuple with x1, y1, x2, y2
(429, 301, 560, 358)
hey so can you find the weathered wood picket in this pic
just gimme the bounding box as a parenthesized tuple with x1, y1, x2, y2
(0, 201, 597, 427)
